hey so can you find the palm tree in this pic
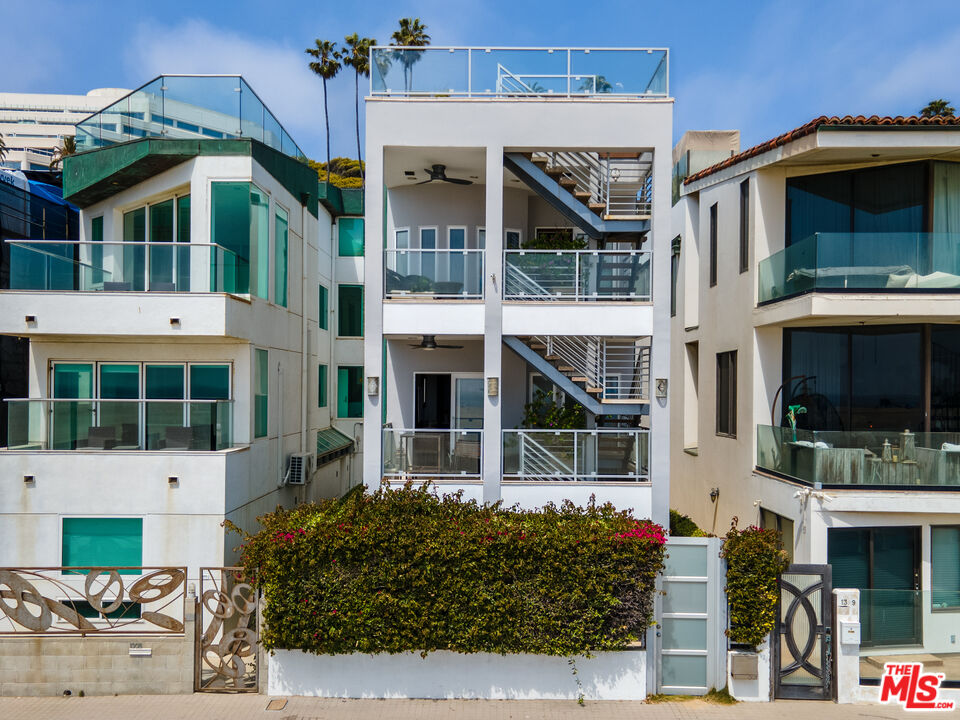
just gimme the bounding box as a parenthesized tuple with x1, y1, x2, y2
(390, 18, 431, 92)
(306, 39, 343, 174)
(920, 99, 955, 118)
(49, 135, 77, 170)
(343, 33, 376, 182)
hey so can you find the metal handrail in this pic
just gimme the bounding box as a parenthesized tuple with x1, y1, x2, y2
(504, 249, 652, 301)
(532, 336, 650, 401)
(503, 428, 650, 482)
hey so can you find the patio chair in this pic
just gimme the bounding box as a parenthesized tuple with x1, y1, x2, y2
(83, 426, 118, 450)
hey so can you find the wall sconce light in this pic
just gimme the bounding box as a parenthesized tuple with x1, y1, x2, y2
(168, 476, 179, 486)
(655, 378, 668, 399)
(24, 315, 37, 326)
(366, 376, 380, 395)
(710, 487, 720, 503)
(23, 475, 35, 484)
(169, 318, 181, 328)
(486, 377, 499, 397)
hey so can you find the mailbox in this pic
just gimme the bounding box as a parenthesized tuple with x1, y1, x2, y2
(840, 620, 861, 645)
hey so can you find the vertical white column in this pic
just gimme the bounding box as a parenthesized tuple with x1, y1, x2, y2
(483, 146, 504, 504)
(833, 588, 861, 704)
(362, 142, 385, 491)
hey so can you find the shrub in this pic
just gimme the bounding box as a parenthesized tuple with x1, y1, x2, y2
(520, 388, 586, 429)
(720, 519, 789, 649)
(669, 509, 706, 537)
(238, 483, 666, 656)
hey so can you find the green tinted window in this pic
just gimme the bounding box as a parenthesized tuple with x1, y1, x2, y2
(275, 207, 288, 307)
(255, 349, 268, 437)
(337, 366, 363, 418)
(146, 365, 185, 399)
(176, 196, 191, 243)
(338, 285, 363, 337)
(319, 285, 328, 330)
(338, 217, 364, 257)
(99, 365, 139, 399)
(62, 518, 142, 574)
(123, 207, 145, 243)
(211, 182, 251, 293)
(91, 216, 103, 243)
(190, 365, 230, 400)
(252, 186, 269, 300)
(150, 199, 173, 243)
(318, 364, 328, 408)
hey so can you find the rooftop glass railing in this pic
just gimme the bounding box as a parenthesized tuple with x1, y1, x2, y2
(758, 233, 960, 304)
(6, 399, 234, 451)
(504, 250, 651, 301)
(370, 47, 668, 98)
(502, 429, 649, 482)
(757, 424, 960, 488)
(7, 240, 246, 294)
(75, 75, 305, 160)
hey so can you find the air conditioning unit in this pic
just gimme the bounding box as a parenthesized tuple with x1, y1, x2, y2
(287, 453, 314, 485)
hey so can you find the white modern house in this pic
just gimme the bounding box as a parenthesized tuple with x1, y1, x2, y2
(0, 88, 128, 170)
(0, 75, 358, 581)
(671, 115, 960, 681)
(362, 47, 672, 524)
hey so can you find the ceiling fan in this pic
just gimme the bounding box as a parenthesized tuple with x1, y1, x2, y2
(409, 335, 463, 350)
(417, 164, 473, 185)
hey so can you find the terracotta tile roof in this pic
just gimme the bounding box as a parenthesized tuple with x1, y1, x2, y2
(683, 114, 960, 185)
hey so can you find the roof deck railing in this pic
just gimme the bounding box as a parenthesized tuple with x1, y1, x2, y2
(370, 47, 668, 98)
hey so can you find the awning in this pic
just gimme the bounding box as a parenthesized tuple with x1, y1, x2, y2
(316, 427, 354, 468)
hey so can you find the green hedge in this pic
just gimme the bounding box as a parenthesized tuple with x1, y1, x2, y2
(720, 520, 790, 649)
(238, 483, 666, 656)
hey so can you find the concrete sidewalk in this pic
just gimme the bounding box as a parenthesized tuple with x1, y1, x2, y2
(0, 694, 925, 720)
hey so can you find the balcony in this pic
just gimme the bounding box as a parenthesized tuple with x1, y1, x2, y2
(7, 240, 244, 294)
(504, 250, 651, 301)
(756, 425, 960, 488)
(370, 47, 668, 98)
(382, 428, 482, 479)
(385, 249, 484, 299)
(502, 429, 649, 482)
(6, 399, 234, 451)
(758, 233, 960, 304)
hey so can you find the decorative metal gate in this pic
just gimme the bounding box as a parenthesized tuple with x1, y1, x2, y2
(774, 564, 832, 700)
(195, 567, 259, 692)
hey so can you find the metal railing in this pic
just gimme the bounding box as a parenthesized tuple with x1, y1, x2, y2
(502, 429, 650, 481)
(370, 47, 668, 98)
(533, 335, 650, 401)
(384, 249, 484, 299)
(5, 398, 234, 451)
(382, 427, 482, 478)
(6, 239, 244, 294)
(532, 151, 653, 217)
(0, 567, 187, 635)
(504, 250, 651, 300)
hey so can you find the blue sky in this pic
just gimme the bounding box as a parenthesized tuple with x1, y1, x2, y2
(4, 0, 960, 161)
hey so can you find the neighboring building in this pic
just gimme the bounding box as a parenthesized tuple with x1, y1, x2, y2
(362, 47, 672, 525)
(671, 115, 960, 659)
(0, 75, 358, 582)
(0, 88, 128, 170)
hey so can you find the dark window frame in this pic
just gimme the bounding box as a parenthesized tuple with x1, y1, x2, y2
(716, 349, 737, 437)
(709, 203, 718, 287)
(670, 236, 681, 317)
(739, 179, 749, 273)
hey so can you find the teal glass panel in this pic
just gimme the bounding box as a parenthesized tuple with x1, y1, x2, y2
(661, 654, 707, 689)
(210, 182, 251, 294)
(53, 363, 94, 399)
(98, 365, 139, 444)
(337, 366, 363, 418)
(176, 195, 191, 290)
(122, 207, 146, 291)
(91, 216, 104, 286)
(338, 217, 364, 257)
(145, 365, 185, 450)
(275, 207, 288, 307)
(190, 364, 231, 450)
(318, 364, 328, 408)
(338, 285, 363, 337)
(931, 526, 960, 609)
(318, 285, 328, 330)
(190, 365, 230, 400)
(663, 545, 708, 577)
(52, 364, 94, 450)
(662, 581, 707, 614)
(252, 186, 269, 300)
(62, 518, 143, 574)
(661, 618, 708, 651)
(254, 350, 268, 438)
(99, 365, 139, 399)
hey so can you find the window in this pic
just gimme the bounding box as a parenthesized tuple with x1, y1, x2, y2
(318, 364, 328, 408)
(670, 236, 681, 317)
(91, 215, 103, 243)
(254, 349, 268, 438)
(210, 182, 269, 295)
(318, 285, 328, 330)
(760, 508, 794, 563)
(338, 284, 363, 337)
(506, 229, 522, 249)
(338, 217, 364, 257)
(708, 203, 718, 287)
(419, 227, 437, 280)
(684, 342, 699, 451)
(123, 206, 146, 291)
(275, 207, 288, 307)
(932, 526, 960, 610)
(62, 518, 142, 574)
(337, 366, 363, 418)
(716, 350, 737, 437)
(739, 179, 749, 273)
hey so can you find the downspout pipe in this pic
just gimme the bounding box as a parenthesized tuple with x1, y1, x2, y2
(300, 200, 309, 455)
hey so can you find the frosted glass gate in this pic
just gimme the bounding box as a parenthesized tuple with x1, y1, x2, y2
(659, 537, 726, 694)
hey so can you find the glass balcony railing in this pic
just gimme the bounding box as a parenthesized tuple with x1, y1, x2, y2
(504, 250, 651, 301)
(382, 428, 482, 477)
(6, 399, 234, 451)
(756, 425, 960, 487)
(370, 47, 668, 98)
(856, 590, 960, 683)
(758, 233, 960, 303)
(384, 249, 484, 299)
(502, 429, 649, 481)
(7, 240, 246, 293)
(75, 75, 305, 160)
